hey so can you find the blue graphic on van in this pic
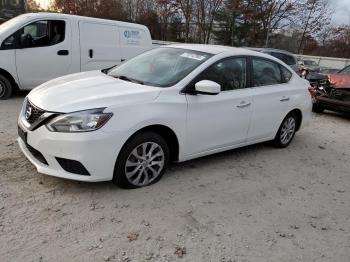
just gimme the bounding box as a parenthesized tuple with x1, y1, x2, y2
(124, 30, 130, 38)
(124, 30, 140, 39)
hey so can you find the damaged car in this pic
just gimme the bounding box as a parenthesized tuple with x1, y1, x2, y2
(309, 65, 350, 114)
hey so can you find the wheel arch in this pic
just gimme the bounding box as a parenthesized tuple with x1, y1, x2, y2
(0, 68, 19, 91)
(123, 124, 180, 162)
(288, 108, 302, 131)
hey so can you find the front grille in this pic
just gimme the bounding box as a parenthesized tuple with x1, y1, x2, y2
(27, 144, 48, 165)
(56, 157, 91, 176)
(25, 100, 46, 124)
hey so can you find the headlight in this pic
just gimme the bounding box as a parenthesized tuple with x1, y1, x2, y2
(46, 108, 113, 132)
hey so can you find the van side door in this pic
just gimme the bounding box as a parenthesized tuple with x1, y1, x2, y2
(15, 19, 72, 89)
(79, 21, 121, 71)
(119, 26, 152, 61)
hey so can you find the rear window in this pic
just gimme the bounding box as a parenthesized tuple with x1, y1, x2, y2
(252, 58, 283, 87)
(270, 52, 296, 66)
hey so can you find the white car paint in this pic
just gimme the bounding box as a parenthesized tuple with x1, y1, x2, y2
(18, 44, 312, 182)
(0, 13, 152, 90)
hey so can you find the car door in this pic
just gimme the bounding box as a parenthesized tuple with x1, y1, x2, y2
(79, 21, 121, 71)
(185, 57, 253, 156)
(15, 19, 72, 89)
(247, 57, 294, 141)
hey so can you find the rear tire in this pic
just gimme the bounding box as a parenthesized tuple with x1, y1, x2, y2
(113, 132, 169, 189)
(0, 74, 13, 100)
(312, 103, 325, 113)
(273, 112, 298, 148)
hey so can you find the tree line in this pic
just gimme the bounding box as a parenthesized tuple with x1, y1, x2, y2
(27, 0, 350, 58)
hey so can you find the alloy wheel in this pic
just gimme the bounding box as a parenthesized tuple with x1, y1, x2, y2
(125, 142, 165, 186)
(280, 117, 296, 145)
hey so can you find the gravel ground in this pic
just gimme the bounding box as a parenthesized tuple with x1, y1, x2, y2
(0, 94, 349, 262)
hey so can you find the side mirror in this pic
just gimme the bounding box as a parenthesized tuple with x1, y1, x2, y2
(194, 80, 220, 95)
(20, 34, 32, 48)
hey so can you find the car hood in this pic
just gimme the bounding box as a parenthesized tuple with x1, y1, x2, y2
(327, 73, 350, 89)
(28, 71, 162, 112)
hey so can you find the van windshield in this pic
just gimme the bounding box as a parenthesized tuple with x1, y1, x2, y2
(0, 14, 26, 35)
(108, 47, 212, 87)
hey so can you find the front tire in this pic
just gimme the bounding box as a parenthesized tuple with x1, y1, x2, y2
(312, 103, 325, 113)
(273, 113, 298, 148)
(0, 74, 13, 100)
(113, 132, 169, 189)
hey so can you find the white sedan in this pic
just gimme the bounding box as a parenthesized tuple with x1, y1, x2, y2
(18, 45, 312, 188)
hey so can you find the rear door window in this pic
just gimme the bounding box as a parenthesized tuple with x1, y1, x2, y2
(252, 58, 283, 87)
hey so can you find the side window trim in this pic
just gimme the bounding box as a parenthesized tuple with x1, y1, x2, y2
(182, 55, 251, 94)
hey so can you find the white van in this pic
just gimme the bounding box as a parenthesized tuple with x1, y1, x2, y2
(0, 13, 152, 99)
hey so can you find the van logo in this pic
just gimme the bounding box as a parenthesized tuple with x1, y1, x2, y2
(124, 30, 131, 38)
(25, 105, 32, 120)
(124, 30, 140, 39)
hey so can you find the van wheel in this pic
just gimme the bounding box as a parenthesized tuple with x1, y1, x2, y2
(113, 132, 169, 189)
(273, 113, 298, 148)
(0, 74, 13, 100)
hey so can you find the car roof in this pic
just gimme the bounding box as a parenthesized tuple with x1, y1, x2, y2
(246, 47, 296, 56)
(18, 12, 149, 30)
(168, 44, 266, 56)
(166, 44, 290, 65)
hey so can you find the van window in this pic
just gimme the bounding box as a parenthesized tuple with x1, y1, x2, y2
(19, 20, 65, 48)
(1, 35, 15, 49)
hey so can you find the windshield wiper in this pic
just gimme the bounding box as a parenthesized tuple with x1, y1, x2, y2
(102, 65, 117, 74)
(117, 75, 144, 85)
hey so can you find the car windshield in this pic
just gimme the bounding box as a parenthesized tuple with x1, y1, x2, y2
(339, 66, 350, 75)
(108, 47, 213, 87)
(304, 60, 317, 66)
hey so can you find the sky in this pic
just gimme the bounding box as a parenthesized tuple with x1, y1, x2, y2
(329, 0, 350, 25)
(35, 0, 350, 25)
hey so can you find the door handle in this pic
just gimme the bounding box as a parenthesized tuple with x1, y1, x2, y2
(57, 50, 69, 56)
(236, 101, 251, 108)
(89, 49, 94, 58)
(280, 97, 290, 102)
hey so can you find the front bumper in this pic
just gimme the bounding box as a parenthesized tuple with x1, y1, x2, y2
(315, 96, 350, 113)
(17, 122, 127, 182)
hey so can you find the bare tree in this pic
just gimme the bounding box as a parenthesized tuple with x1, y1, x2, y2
(255, 0, 296, 47)
(175, 0, 194, 42)
(296, 0, 332, 54)
(194, 0, 223, 43)
(156, 0, 177, 40)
